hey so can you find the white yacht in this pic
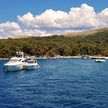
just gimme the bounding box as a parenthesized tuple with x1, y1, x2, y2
(24, 59, 39, 70)
(95, 58, 106, 63)
(4, 52, 26, 72)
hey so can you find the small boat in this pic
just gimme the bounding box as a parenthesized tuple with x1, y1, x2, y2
(24, 59, 39, 70)
(81, 55, 90, 59)
(95, 58, 106, 63)
(4, 52, 26, 72)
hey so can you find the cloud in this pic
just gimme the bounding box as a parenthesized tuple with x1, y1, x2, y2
(97, 8, 108, 27)
(0, 22, 22, 38)
(0, 4, 108, 38)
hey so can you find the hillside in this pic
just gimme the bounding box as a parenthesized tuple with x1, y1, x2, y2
(64, 28, 108, 37)
(0, 28, 108, 58)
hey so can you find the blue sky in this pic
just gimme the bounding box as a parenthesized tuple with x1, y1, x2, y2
(0, 0, 108, 38)
(0, 0, 108, 22)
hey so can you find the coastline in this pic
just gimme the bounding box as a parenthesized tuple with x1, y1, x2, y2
(1, 55, 108, 60)
(0, 58, 9, 60)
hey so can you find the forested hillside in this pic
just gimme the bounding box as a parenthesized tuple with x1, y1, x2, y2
(0, 29, 108, 58)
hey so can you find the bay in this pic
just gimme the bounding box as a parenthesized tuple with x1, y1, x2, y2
(0, 58, 108, 108)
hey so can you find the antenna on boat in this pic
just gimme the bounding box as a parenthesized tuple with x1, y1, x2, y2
(16, 51, 24, 58)
(21, 52, 24, 58)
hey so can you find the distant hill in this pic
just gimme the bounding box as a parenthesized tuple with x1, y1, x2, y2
(9, 35, 34, 39)
(9, 28, 108, 39)
(63, 28, 108, 37)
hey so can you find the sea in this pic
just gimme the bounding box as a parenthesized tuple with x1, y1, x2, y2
(0, 58, 108, 108)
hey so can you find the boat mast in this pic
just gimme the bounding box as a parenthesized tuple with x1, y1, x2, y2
(21, 52, 24, 58)
(16, 51, 24, 58)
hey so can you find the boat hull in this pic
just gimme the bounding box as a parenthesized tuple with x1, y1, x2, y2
(24, 64, 39, 70)
(4, 64, 24, 72)
(95, 59, 106, 63)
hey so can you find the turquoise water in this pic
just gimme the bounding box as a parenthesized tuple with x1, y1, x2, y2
(0, 58, 108, 108)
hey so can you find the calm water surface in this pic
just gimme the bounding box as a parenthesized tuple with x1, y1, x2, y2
(0, 58, 108, 108)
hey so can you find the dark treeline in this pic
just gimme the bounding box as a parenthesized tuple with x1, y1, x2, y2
(0, 30, 108, 58)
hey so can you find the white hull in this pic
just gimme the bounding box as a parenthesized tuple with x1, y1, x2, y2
(24, 64, 39, 70)
(4, 64, 24, 72)
(95, 59, 106, 63)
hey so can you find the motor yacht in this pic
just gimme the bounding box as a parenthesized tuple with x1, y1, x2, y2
(24, 59, 39, 70)
(4, 52, 26, 72)
(95, 58, 106, 63)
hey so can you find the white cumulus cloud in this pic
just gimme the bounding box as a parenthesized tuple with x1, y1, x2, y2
(0, 4, 108, 38)
(0, 22, 22, 38)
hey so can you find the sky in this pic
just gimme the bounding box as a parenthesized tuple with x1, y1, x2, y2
(0, 0, 108, 38)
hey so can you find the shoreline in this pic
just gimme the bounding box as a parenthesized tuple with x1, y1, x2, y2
(0, 55, 108, 60)
(0, 58, 10, 60)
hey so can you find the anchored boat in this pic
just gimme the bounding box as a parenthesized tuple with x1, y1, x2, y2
(95, 58, 106, 63)
(24, 59, 39, 70)
(4, 52, 39, 72)
(4, 52, 26, 72)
